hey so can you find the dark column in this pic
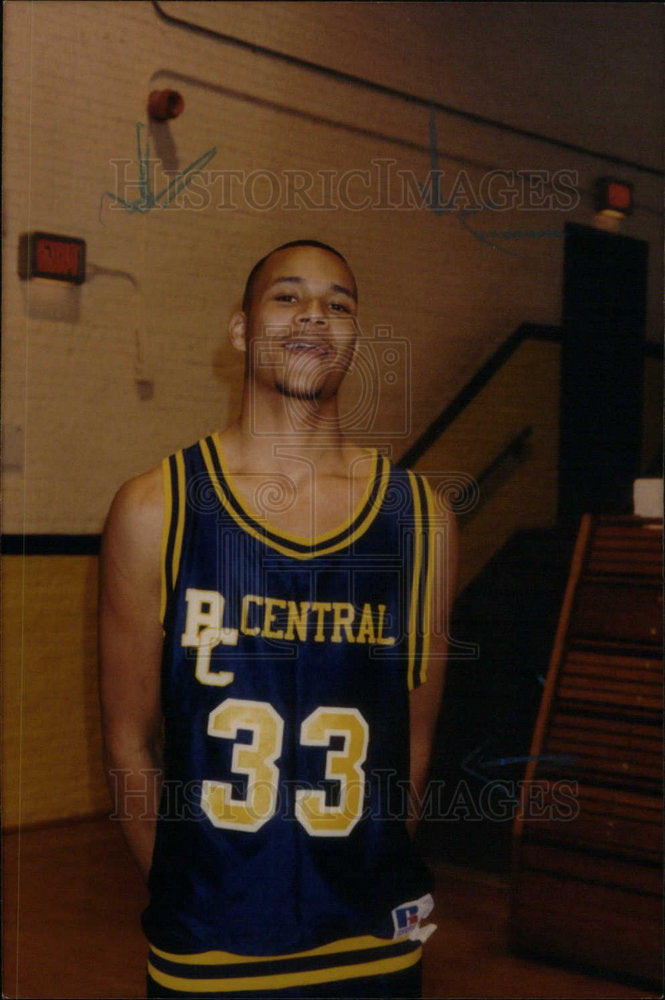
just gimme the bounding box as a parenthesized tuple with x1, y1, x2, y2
(559, 222, 648, 525)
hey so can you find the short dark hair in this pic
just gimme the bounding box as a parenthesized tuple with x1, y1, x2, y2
(241, 240, 351, 315)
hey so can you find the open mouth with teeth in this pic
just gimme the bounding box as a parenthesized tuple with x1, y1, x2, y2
(283, 341, 330, 357)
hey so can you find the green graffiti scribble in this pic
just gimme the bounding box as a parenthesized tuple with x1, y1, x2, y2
(100, 123, 217, 222)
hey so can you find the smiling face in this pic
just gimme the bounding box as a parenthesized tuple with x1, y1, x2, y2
(235, 244, 359, 403)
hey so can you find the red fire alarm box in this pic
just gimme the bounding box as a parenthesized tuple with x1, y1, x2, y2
(19, 232, 86, 284)
(594, 177, 634, 217)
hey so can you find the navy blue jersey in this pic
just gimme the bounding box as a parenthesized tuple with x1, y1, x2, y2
(143, 434, 437, 994)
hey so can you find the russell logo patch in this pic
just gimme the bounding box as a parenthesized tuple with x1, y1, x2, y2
(391, 893, 437, 943)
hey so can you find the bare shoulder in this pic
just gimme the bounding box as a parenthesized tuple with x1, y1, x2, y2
(106, 464, 162, 524)
(102, 464, 164, 572)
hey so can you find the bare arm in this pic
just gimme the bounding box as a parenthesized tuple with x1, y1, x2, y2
(408, 498, 459, 837)
(98, 466, 164, 881)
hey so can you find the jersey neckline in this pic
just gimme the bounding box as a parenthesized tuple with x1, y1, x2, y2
(199, 433, 390, 559)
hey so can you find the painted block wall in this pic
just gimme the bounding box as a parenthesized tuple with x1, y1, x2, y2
(2, 1, 662, 826)
(3, 1, 662, 534)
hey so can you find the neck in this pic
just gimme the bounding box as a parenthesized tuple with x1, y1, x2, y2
(246, 380, 346, 439)
(223, 380, 350, 471)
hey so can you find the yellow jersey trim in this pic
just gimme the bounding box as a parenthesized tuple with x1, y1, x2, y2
(149, 933, 412, 966)
(160, 450, 186, 626)
(159, 457, 171, 624)
(420, 476, 436, 683)
(147, 945, 421, 993)
(172, 450, 186, 602)
(200, 435, 390, 560)
(407, 471, 423, 692)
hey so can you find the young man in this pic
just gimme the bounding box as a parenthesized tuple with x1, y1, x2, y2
(99, 240, 457, 998)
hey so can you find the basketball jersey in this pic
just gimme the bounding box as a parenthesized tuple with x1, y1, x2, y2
(143, 433, 437, 994)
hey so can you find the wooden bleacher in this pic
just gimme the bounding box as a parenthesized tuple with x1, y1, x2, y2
(510, 515, 663, 986)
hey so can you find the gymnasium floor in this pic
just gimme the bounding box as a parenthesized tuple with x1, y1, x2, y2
(2, 817, 659, 999)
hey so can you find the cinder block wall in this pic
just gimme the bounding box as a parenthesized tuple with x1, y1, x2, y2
(2, 1, 662, 827)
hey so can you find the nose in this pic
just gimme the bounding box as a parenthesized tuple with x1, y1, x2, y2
(295, 298, 328, 328)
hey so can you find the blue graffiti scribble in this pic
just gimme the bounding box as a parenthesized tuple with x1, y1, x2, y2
(100, 122, 217, 221)
(422, 106, 565, 256)
(462, 740, 577, 782)
(458, 207, 564, 257)
(418, 106, 448, 217)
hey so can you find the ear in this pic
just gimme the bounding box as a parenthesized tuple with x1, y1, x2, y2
(228, 311, 247, 353)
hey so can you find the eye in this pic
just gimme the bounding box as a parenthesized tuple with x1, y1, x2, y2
(329, 301, 351, 313)
(274, 293, 297, 303)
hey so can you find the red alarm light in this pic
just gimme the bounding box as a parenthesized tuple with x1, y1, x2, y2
(19, 232, 86, 283)
(594, 177, 633, 218)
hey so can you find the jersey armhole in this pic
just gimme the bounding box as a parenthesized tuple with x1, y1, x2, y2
(406, 472, 436, 691)
(160, 451, 186, 627)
